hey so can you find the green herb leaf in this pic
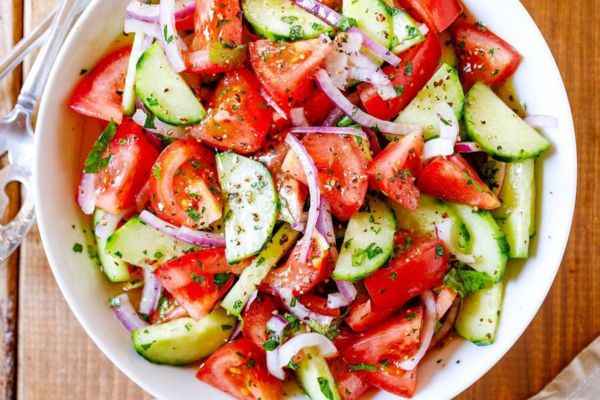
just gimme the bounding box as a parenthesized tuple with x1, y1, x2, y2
(337, 16, 357, 32)
(263, 339, 279, 351)
(348, 363, 378, 372)
(83, 121, 117, 173)
(443, 265, 495, 297)
(213, 273, 231, 288)
(318, 377, 335, 400)
(72, 243, 83, 253)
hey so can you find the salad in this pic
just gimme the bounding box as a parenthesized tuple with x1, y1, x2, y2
(70, 0, 553, 398)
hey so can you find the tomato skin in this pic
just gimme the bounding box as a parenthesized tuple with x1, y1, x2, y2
(301, 84, 336, 125)
(262, 231, 333, 296)
(196, 338, 283, 400)
(435, 287, 457, 319)
(154, 249, 235, 320)
(365, 237, 450, 310)
(358, 32, 441, 121)
(149, 139, 222, 229)
(69, 46, 130, 123)
(396, 0, 462, 32)
(94, 120, 159, 214)
(298, 293, 340, 317)
(370, 361, 418, 398)
(452, 22, 522, 90)
(417, 154, 500, 209)
(280, 134, 369, 221)
(346, 297, 395, 332)
(368, 132, 424, 210)
(191, 68, 271, 154)
(328, 357, 372, 400)
(242, 294, 278, 349)
(249, 39, 332, 113)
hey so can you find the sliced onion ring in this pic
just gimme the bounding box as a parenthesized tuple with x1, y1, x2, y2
(175, 226, 226, 248)
(124, 18, 162, 40)
(139, 267, 162, 316)
(260, 88, 288, 120)
(279, 288, 334, 327)
(140, 210, 179, 236)
(244, 290, 259, 313)
(132, 109, 188, 138)
(335, 280, 357, 301)
(267, 314, 289, 339)
(454, 141, 483, 153)
(228, 320, 242, 341)
(292, 0, 342, 26)
(430, 298, 460, 348)
(126, 0, 195, 24)
(327, 292, 351, 308)
(110, 293, 148, 331)
(275, 333, 337, 375)
(398, 290, 436, 370)
(77, 173, 97, 215)
(347, 27, 401, 67)
(159, 0, 187, 72)
(290, 126, 367, 140)
(290, 107, 309, 127)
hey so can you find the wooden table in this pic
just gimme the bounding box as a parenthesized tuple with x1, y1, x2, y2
(0, 0, 598, 399)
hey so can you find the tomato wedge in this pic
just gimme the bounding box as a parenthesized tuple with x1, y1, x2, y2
(300, 84, 336, 126)
(149, 139, 222, 229)
(242, 294, 278, 349)
(154, 249, 235, 320)
(365, 237, 450, 310)
(435, 287, 457, 319)
(417, 154, 500, 209)
(368, 132, 424, 210)
(262, 231, 332, 296)
(358, 31, 441, 121)
(196, 338, 283, 400)
(328, 357, 372, 400)
(370, 361, 418, 398)
(249, 38, 332, 113)
(396, 0, 462, 32)
(280, 134, 369, 221)
(298, 293, 340, 318)
(191, 68, 271, 154)
(93, 120, 159, 214)
(69, 46, 130, 123)
(346, 297, 395, 332)
(452, 22, 522, 90)
(186, 0, 246, 74)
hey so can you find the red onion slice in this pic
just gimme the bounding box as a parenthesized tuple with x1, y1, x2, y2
(140, 210, 179, 236)
(418, 23, 429, 36)
(110, 294, 148, 331)
(435, 220, 476, 264)
(454, 141, 483, 153)
(267, 314, 289, 338)
(124, 18, 162, 40)
(260, 88, 288, 120)
(284, 134, 321, 263)
(122, 33, 153, 115)
(159, 0, 187, 72)
(93, 209, 126, 240)
(290, 107, 310, 127)
(279, 288, 334, 327)
(315, 198, 337, 258)
(175, 226, 226, 248)
(399, 290, 436, 370)
(335, 280, 357, 301)
(525, 114, 559, 129)
(347, 27, 401, 67)
(228, 320, 242, 341)
(126, 0, 195, 24)
(292, 0, 342, 26)
(244, 290, 259, 313)
(131, 109, 187, 138)
(266, 349, 285, 380)
(430, 298, 460, 348)
(139, 267, 162, 317)
(77, 173, 97, 215)
(422, 103, 459, 159)
(327, 292, 351, 308)
(290, 126, 367, 140)
(278, 333, 337, 367)
(315, 69, 420, 135)
(323, 107, 344, 126)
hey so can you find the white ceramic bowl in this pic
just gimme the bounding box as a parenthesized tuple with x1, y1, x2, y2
(33, 0, 576, 398)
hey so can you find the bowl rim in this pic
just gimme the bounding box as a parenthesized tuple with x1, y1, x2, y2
(32, 0, 577, 398)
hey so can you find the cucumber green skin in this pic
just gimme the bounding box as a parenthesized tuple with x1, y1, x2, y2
(455, 281, 504, 345)
(221, 224, 299, 317)
(391, 195, 470, 252)
(343, 0, 394, 49)
(216, 152, 278, 264)
(295, 346, 342, 400)
(105, 216, 193, 269)
(493, 159, 536, 258)
(450, 204, 509, 283)
(391, 10, 425, 54)
(93, 209, 129, 282)
(333, 196, 396, 281)
(131, 308, 235, 365)
(464, 82, 550, 161)
(243, 0, 333, 41)
(136, 43, 206, 126)
(394, 64, 465, 140)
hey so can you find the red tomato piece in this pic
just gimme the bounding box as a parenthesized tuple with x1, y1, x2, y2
(154, 249, 235, 320)
(370, 360, 418, 398)
(191, 68, 272, 154)
(69, 46, 130, 123)
(196, 338, 283, 400)
(368, 132, 424, 210)
(358, 31, 441, 121)
(328, 357, 372, 400)
(452, 22, 522, 90)
(396, 0, 462, 32)
(175, 11, 195, 31)
(249, 38, 332, 113)
(262, 231, 332, 296)
(254, 140, 289, 175)
(276, 173, 307, 227)
(93, 120, 159, 214)
(346, 297, 395, 332)
(435, 287, 457, 319)
(149, 139, 222, 229)
(242, 294, 278, 349)
(280, 134, 369, 221)
(298, 293, 340, 318)
(365, 237, 450, 310)
(301, 84, 336, 126)
(417, 154, 500, 209)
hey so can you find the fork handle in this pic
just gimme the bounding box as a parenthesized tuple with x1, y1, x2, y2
(17, 0, 79, 112)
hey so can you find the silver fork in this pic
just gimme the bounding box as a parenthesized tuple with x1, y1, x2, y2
(0, 0, 84, 263)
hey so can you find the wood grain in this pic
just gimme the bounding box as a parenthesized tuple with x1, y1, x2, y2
(1, 0, 598, 399)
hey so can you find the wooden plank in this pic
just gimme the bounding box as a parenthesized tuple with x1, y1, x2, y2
(0, 1, 22, 399)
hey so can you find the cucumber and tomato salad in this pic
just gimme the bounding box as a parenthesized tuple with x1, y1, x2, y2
(69, 0, 551, 398)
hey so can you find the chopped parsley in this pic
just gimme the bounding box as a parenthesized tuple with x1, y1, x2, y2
(213, 273, 231, 288)
(348, 363, 378, 372)
(281, 15, 298, 24)
(151, 164, 161, 180)
(337, 16, 357, 32)
(262, 339, 279, 351)
(289, 25, 305, 41)
(318, 377, 335, 400)
(72, 243, 83, 253)
(351, 242, 383, 266)
(444, 265, 495, 297)
(163, 25, 174, 44)
(83, 121, 116, 173)
(435, 244, 445, 258)
(404, 61, 413, 76)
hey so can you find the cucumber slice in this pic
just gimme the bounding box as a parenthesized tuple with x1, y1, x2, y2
(131, 308, 235, 365)
(221, 224, 299, 317)
(455, 281, 504, 345)
(105, 216, 192, 269)
(242, 0, 333, 41)
(333, 196, 396, 281)
(391, 195, 470, 252)
(216, 152, 278, 263)
(136, 43, 206, 126)
(295, 346, 342, 400)
(492, 159, 535, 258)
(391, 10, 425, 54)
(93, 209, 129, 282)
(395, 63, 464, 140)
(449, 204, 509, 283)
(464, 82, 550, 161)
(343, 0, 394, 49)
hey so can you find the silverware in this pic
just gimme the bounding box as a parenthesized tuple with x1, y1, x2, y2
(0, 0, 86, 263)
